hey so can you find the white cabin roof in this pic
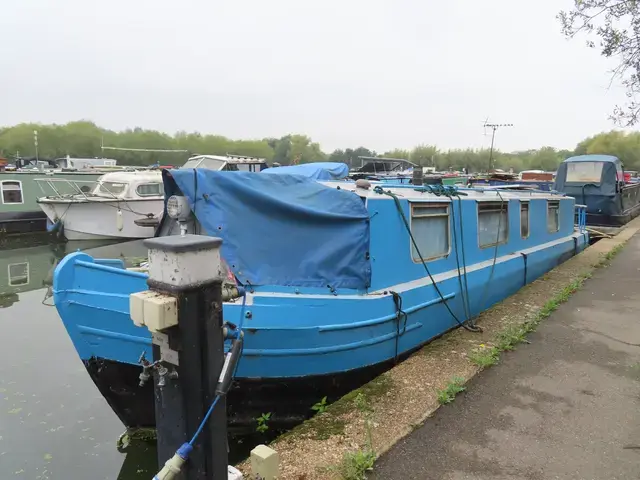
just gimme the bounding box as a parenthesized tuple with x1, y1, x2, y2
(96, 170, 162, 184)
(187, 154, 267, 165)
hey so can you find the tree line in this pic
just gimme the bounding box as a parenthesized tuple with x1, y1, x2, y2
(2, 121, 640, 172)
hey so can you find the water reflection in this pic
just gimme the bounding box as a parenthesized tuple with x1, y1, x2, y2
(0, 241, 157, 479)
(0, 239, 149, 300)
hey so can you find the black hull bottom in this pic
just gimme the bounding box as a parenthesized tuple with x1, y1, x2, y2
(85, 356, 395, 435)
(0, 211, 49, 236)
(586, 202, 640, 227)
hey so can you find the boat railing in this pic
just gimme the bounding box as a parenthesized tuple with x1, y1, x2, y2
(33, 177, 108, 201)
(575, 204, 587, 233)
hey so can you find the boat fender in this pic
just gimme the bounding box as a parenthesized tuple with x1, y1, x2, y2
(116, 209, 124, 231)
(46, 218, 61, 233)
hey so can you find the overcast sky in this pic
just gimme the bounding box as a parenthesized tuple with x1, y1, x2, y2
(0, 0, 630, 153)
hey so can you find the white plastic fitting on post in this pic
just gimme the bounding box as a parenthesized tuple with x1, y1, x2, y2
(152, 450, 188, 480)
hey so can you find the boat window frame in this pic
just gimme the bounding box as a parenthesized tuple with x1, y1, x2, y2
(136, 182, 164, 197)
(520, 200, 530, 239)
(477, 201, 509, 248)
(1, 180, 24, 205)
(8, 262, 29, 286)
(95, 181, 128, 198)
(409, 202, 451, 263)
(547, 200, 560, 233)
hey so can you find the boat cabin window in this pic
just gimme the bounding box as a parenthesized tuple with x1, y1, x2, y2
(235, 163, 265, 172)
(547, 200, 560, 233)
(182, 157, 225, 170)
(1, 181, 23, 204)
(8, 262, 29, 286)
(136, 183, 163, 197)
(566, 161, 604, 183)
(478, 202, 508, 247)
(520, 201, 529, 239)
(97, 182, 126, 196)
(410, 203, 450, 262)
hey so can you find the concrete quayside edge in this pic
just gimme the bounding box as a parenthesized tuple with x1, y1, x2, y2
(237, 217, 640, 480)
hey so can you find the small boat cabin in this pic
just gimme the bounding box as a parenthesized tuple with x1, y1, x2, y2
(90, 171, 164, 200)
(553, 154, 640, 226)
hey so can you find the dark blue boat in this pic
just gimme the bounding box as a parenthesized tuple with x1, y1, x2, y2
(554, 154, 640, 226)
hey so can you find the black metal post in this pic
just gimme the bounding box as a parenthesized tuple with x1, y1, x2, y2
(143, 235, 228, 480)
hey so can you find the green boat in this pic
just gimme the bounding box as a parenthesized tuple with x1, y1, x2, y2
(439, 175, 469, 186)
(0, 157, 129, 236)
(0, 170, 105, 235)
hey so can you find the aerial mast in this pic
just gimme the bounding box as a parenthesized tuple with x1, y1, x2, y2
(483, 121, 513, 171)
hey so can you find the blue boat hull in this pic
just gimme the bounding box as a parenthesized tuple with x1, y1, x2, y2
(53, 232, 588, 429)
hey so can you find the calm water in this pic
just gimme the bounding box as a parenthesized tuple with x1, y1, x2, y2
(0, 240, 157, 480)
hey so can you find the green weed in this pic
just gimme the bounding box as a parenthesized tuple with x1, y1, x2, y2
(255, 412, 271, 433)
(311, 396, 328, 414)
(436, 376, 466, 405)
(337, 449, 376, 480)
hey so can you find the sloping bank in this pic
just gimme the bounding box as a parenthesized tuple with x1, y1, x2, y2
(237, 218, 640, 480)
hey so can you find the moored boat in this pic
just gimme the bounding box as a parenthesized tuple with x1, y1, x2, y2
(470, 171, 554, 191)
(36, 154, 270, 240)
(0, 157, 114, 236)
(37, 170, 165, 240)
(52, 170, 588, 433)
(554, 154, 640, 226)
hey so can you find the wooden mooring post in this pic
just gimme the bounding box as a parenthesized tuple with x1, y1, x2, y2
(131, 235, 229, 480)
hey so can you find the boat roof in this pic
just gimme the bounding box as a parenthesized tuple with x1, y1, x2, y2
(319, 181, 567, 201)
(187, 154, 267, 164)
(563, 154, 620, 164)
(97, 170, 162, 183)
(263, 162, 349, 180)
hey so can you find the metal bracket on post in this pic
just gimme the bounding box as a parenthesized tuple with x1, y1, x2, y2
(130, 234, 227, 480)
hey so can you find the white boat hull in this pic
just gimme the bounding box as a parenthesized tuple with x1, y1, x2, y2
(38, 198, 164, 240)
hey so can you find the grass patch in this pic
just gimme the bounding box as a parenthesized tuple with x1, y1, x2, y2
(334, 374, 392, 416)
(464, 272, 594, 376)
(596, 243, 624, 267)
(536, 275, 588, 321)
(334, 392, 377, 479)
(279, 375, 393, 444)
(337, 449, 376, 480)
(312, 416, 346, 440)
(436, 376, 466, 405)
(495, 323, 528, 351)
(468, 345, 500, 368)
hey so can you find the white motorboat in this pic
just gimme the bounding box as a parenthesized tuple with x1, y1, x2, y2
(35, 155, 268, 240)
(36, 170, 165, 240)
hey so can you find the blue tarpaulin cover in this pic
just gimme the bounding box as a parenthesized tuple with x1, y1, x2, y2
(261, 162, 349, 180)
(164, 169, 371, 289)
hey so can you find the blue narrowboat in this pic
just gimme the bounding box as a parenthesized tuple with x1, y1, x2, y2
(52, 168, 588, 432)
(554, 154, 640, 226)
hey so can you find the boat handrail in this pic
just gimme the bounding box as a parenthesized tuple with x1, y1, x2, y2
(33, 177, 123, 201)
(574, 204, 587, 233)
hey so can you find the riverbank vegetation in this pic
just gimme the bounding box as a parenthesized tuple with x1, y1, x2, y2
(2, 121, 640, 172)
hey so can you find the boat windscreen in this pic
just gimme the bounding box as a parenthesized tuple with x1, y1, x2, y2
(182, 157, 225, 170)
(566, 161, 604, 183)
(97, 182, 126, 196)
